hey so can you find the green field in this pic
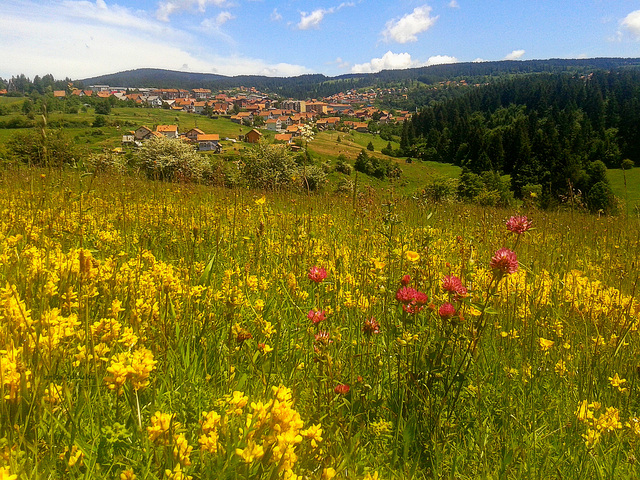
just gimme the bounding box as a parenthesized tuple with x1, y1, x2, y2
(1, 168, 640, 479)
(608, 167, 640, 211)
(3, 102, 639, 205)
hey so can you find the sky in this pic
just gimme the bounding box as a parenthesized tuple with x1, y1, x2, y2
(2, 0, 640, 81)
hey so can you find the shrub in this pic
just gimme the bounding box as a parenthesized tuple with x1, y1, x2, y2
(587, 181, 616, 214)
(7, 128, 79, 167)
(298, 165, 327, 191)
(86, 151, 128, 174)
(137, 135, 211, 183)
(422, 177, 458, 204)
(335, 157, 352, 175)
(92, 115, 107, 128)
(354, 149, 399, 180)
(240, 142, 298, 190)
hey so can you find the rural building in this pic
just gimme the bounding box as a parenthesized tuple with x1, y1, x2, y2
(184, 128, 205, 141)
(245, 129, 263, 144)
(156, 125, 179, 138)
(134, 125, 154, 141)
(197, 134, 221, 152)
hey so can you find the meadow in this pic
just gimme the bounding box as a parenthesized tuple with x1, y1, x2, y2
(1, 166, 640, 479)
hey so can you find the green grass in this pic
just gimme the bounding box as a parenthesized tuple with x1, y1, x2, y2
(1, 167, 640, 479)
(608, 167, 640, 211)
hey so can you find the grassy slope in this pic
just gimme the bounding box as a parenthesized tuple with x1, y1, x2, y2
(0, 105, 462, 195)
(608, 167, 640, 211)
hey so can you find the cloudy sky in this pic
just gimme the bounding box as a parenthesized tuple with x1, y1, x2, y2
(2, 0, 640, 80)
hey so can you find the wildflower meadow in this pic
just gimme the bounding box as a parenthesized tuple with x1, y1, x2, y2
(1, 168, 640, 479)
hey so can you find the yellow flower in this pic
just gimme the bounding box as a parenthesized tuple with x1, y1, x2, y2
(68, 445, 84, 467)
(322, 467, 336, 479)
(538, 337, 554, 354)
(405, 251, 420, 262)
(301, 423, 323, 448)
(608, 373, 628, 393)
(148, 411, 178, 445)
(255, 195, 266, 205)
(235, 440, 265, 463)
(0, 467, 17, 480)
(582, 428, 600, 449)
(173, 433, 192, 466)
(120, 468, 136, 480)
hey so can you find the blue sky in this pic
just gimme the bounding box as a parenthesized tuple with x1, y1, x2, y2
(1, 0, 640, 80)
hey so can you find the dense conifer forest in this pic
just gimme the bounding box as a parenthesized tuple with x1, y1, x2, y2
(405, 70, 640, 208)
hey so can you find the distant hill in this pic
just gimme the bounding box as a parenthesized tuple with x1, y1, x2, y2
(78, 58, 640, 98)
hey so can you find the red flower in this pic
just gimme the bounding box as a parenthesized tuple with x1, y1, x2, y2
(400, 274, 411, 286)
(363, 317, 380, 336)
(441, 275, 467, 297)
(506, 215, 532, 234)
(395, 286, 418, 304)
(438, 302, 456, 320)
(307, 309, 326, 324)
(308, 266, 328, 283)
(314, 331, 332, 345)
(490, 248, 519, 276)
(334, 384, 350, 395)
(396, 286, 428, 314)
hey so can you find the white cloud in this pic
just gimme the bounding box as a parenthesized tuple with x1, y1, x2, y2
(448, 1, 459, 8)
(271, 8, 282, 22)
(298, 9, 329, 30)
(351, 51, 458, 73)
(504, 49, 525, 60)
(0, 0, 311, 79)
(330, 57, 351, 69)
(214, 11, 234, 26)
(156, 0, 228, 22)
(473, 57, 487, 63)
(621, 10, 640, 38)
(297, 3, 354, 30)
(424, 55, 458, 66)
(382, 5, 438, 43)
(352, 51, 414, 73)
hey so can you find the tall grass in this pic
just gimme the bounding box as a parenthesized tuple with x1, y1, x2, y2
(1, 167, 640, 479)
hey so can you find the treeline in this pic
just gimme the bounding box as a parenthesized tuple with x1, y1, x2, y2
(0, 73, 73, 95)
(406, 70, 640, 209)
(77, 58, 640, 99)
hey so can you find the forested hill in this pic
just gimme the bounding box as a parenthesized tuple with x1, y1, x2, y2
(77, 58, 640, 98)
(406, 70, 640, 208)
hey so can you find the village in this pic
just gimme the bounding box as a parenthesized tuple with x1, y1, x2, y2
(35, 83, 416, 153)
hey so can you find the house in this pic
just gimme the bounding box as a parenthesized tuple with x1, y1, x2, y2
(145, 96, 163, 108)
(184, 128, 205, 142)
(281, 100, 306, 113)
(122, 135, 135, 145)
(156, 125, 179, 138)
(245, 129, 263, 144)
(53, 90, 66, 98)
(354, 122, 369, 133)
(192, 88, 211, 99)
(212, 102, 230, 114)
(286, 125, 301, 136)
(193, 101, 206, 114)
(265, 118, 282, 131)
(306, 102, 328, 115)
(134, 126, 154, 141)
(274, 133, 292, 144)
(197, 134, 221, 152)
(0, 89, 7, 95)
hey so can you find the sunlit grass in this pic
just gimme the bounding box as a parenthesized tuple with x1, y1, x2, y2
(1, 166, 640, 479)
